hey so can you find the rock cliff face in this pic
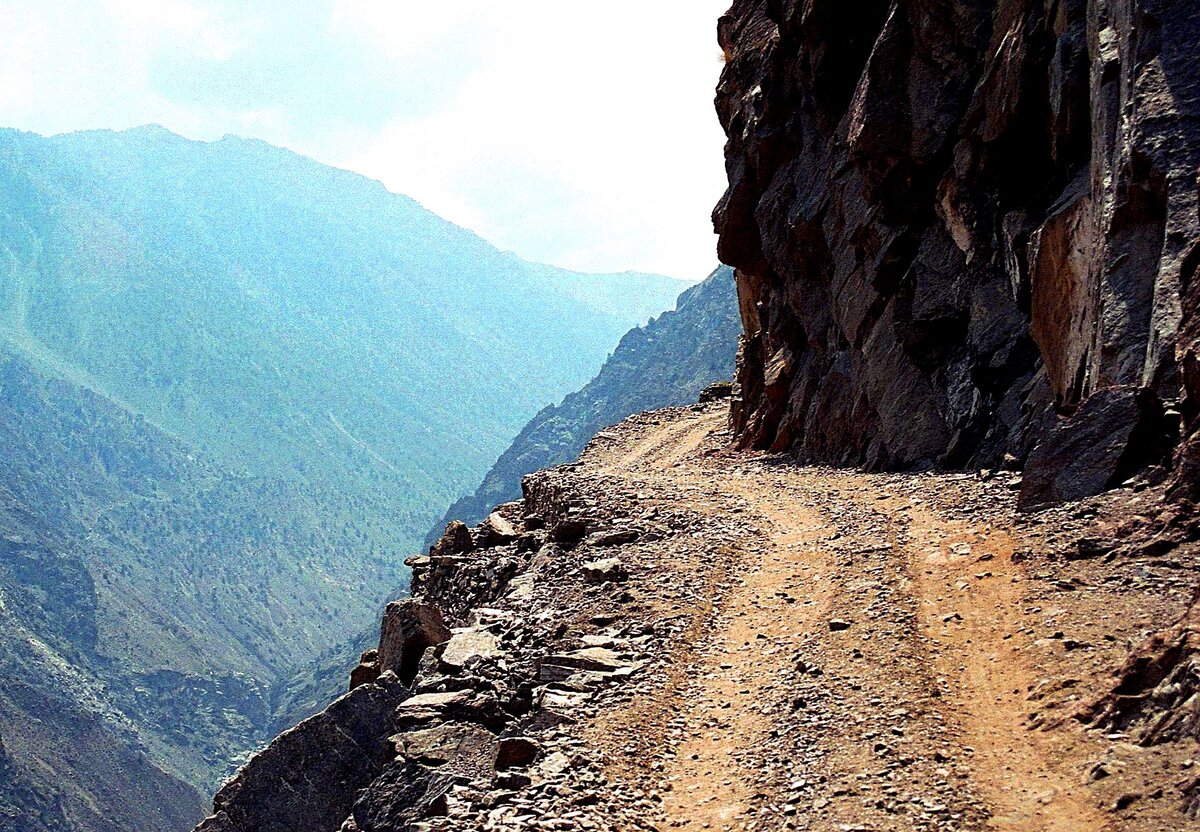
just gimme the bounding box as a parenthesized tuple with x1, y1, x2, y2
(714, 0, 1199, 506)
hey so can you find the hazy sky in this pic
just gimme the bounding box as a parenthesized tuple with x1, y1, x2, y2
(0, 1, 730, 279)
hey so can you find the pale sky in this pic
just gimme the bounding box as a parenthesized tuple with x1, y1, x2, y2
(0, 1, 731, 279)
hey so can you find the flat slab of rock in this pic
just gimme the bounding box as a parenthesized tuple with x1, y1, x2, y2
(581, 557, 628, 584)
(439, 627, 501, 672)
(535, 751, 572, 779)
(394, 690, 506, 733)
(503, 572, 536, 602)
(394, 690, 473, 725)
(544, 647, 625, 672)
(698, 380, 734, 402)
(537, 647, 643, 684)
(536, 688, 591, 710)
(393, 723, 498, 770)
(588, 529, 640, 547)
(467, 607, 514, 627)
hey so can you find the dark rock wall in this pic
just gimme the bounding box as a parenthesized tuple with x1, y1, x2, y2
(1175, 220, 1200, 500)
(715, 0, 1199, 502)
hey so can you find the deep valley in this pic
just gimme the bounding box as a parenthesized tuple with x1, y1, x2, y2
(2, 0, 1200, 829)
(0, 126, 693, 829)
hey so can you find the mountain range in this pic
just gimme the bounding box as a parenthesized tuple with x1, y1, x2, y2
(0, 125, 686, 830)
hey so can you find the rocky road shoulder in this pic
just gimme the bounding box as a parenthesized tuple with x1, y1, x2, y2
(194, 403, 1200, 832)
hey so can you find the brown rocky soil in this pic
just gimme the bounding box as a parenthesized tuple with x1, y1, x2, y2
(572, 405, 1197, 831)
(194, 401, 1200, 832)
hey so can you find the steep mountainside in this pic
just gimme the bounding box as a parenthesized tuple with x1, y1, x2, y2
(434, 266, 739, 531)
(0, 127, 684, 832)
(0, 126, 683, 535)
(713, 0, 1198, 510)
(0, 343, 406, 807)
(0, 517, 209, 832)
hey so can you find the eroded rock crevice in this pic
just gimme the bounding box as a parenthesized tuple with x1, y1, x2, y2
(1080, 590, 1200, 748)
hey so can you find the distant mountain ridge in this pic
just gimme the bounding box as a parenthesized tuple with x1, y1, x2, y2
(434, 265, 739, 534)
(0, 125, 685, 832)
(0, 125, 683, 505)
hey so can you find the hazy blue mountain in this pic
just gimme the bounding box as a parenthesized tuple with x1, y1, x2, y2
(0, 347, 245, 828)
(0, 125, 684, 536)
(0, 125, 685, 831)
(434, 266, 738, 533)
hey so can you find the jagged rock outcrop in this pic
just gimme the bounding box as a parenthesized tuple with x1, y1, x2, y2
(1174, 234, 1200, 502)
(714, 0, 1199, 507)
(190, 421, 660, 831)
(195, 675, 410, 832)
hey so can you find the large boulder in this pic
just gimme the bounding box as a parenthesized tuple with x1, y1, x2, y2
(393, 690, 507, 733)
(1019, 386, 1170, 507)
(194, 674, 409, 832)
(348, 759, 461, 831)
(349, 648, 381, 691)
(394, 723, 498, 770)
(430, 520, 474, 558)
(377, 601, 452, 685)
(581, 557, 629, 584)
(476, 511, 519, 548)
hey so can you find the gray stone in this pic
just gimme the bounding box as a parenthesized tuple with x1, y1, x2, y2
(581, 557, 628, 584)
(377, 600, 452, 686)
(439, 627, 501, 672)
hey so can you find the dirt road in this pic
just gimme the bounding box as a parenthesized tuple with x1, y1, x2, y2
(575, 406, 1193, 831)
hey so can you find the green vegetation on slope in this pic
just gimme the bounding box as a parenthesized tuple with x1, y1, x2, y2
(0, 125, 684, 543)
(0, 344, 395, 803)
